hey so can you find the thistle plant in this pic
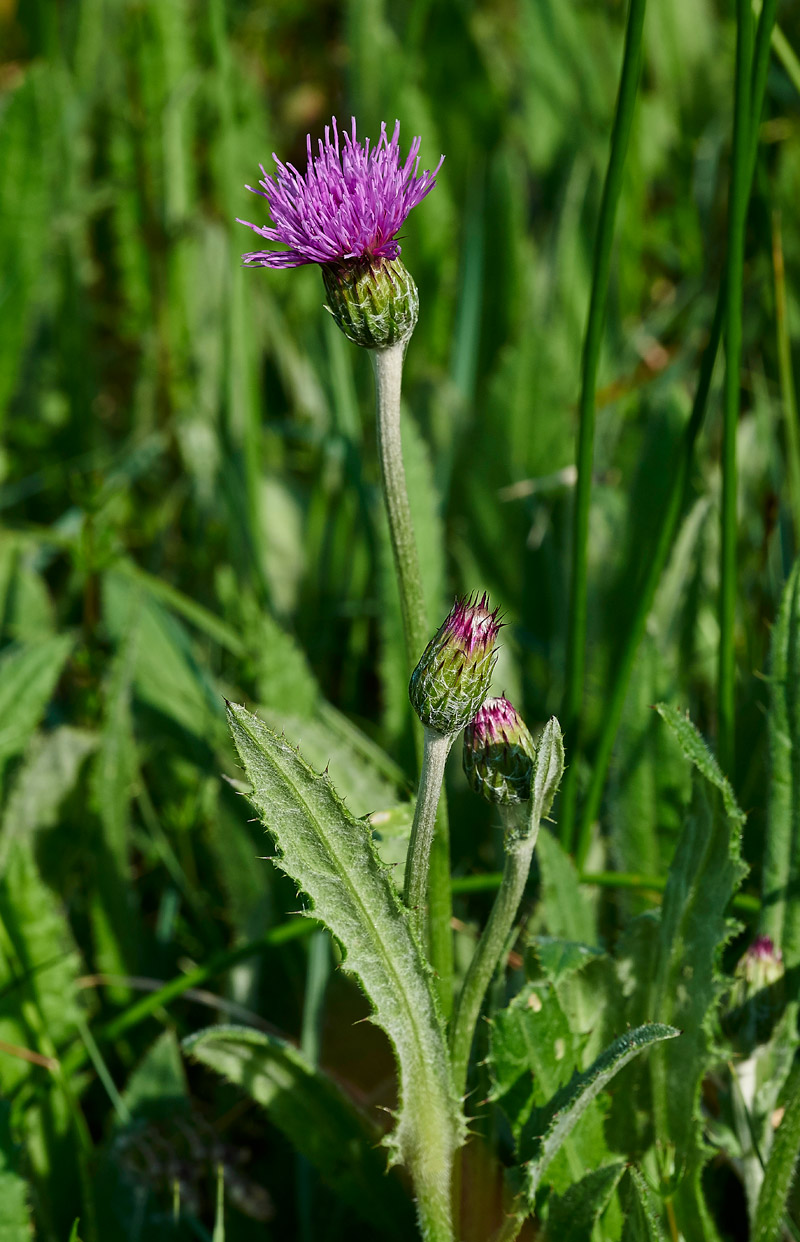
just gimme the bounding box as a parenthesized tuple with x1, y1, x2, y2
(215, 115, 691, 1242)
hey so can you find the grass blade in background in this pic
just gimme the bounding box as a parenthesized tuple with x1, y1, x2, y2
(560, 0, 647, 851)
(185, 1025, 416, 1240)
(0, 1101, 31, 1242)
(752, 1064, 800, 1242)
(761, 557, 800, 965)
(718, 0, 754, 775)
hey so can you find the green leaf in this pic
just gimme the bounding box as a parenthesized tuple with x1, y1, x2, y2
(0, 635, 73, 770)
(0, 726, 97, 878)
(753, 1064, 800, 1242)
(761, 558, 800, 966)
(653, 704, 744, 827)
(645, 706, 747, 1234)
(544, 1161, 626, 1241)
(0, 1101, 31, 1242)
(88, 614, 141, 995)
(535, 829, 598, 946)
(650, 711, 746, 1107)
(621, 1167, 668, 1242)
(529, 717, 565, 833)
(226, 703, 464, 1233)
(185, 1024, 415, 1239)
(259, 707, 405, 818)
(0, 817, 84, 1093)
(524, 1024, 680, 1199)
(488, 979, 611, 1196)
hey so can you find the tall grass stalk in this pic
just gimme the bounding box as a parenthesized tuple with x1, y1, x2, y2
(772, 208, 800, 542)
(718, 0, 754, 776)
(573, 0, 778, 867)
(560, 0, 647, 851)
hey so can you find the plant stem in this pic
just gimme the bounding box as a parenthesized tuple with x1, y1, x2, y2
(404, 728, 454, 946)
(371, 342, 430, 663)
(560, 0, 648, 852)
(718, 0, 754, 776)
(572, 0, 777, 867)
(450, 817, 537, 1096)
(372, 343, 454, 1007)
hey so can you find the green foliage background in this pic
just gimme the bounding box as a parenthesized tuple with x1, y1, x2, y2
(1, 0, 800, 1238)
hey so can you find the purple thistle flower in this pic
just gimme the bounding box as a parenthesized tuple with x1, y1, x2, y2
(239, 117, 443, 270)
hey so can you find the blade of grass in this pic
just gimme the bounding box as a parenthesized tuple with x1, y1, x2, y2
(718, 0, 755, 776)
(771, 207, 800, 542)
(560, 0, 648, 851)
(573, 0, 778, 867)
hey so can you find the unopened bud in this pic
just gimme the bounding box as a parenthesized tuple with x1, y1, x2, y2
(409, 593, 501, 736)
(463, 697, 536, 805)
(322, 256, 419, 349)
(724, 936, 785, 1052)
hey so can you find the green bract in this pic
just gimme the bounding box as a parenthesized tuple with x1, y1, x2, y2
(462, 695, 536, 805)
(322, 256, 419, 349)
(409, 593, 501, 736)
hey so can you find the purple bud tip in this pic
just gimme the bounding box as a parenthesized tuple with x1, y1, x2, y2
(747, 935, 782, 963)
(444, 592, 502, 657)
(239, 117, 444, 270)
(469, 696, 521, 744)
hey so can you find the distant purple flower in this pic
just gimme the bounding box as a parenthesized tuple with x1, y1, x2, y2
(238, 117, 443, 270)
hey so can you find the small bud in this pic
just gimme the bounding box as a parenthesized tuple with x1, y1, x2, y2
(724, 936, 785, 1052)
(463, 697, 536, 805)
(322, 256, 419, 349)
(409, 593, 501, 736)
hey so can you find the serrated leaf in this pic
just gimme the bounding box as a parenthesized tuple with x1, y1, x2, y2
(259, 708, 403, 817)
(488, 980, 610, 1195)
(524, 1024, 680, 1199)
(226, 703, 464, 1236)
(752, 1064, 800, 1242)
(761, 558, 800, 966)
(185, 1024, 415, 1239)
(529, 718, 565, 830)
(528, 937, 605, 984)
(620, 1166, 668, 1242)
(0, 1101, 30, 1242)
(535, 829, 597, 946)
(0, 835, 84, 1094)
(647, 707, 747, 1234)
(544, 1160, 626, 1241)
(0, 635, 73, 770)
(654, 704, 743, 826)
(0, 727, 97, 878)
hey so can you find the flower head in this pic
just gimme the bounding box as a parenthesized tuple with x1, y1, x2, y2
(463, 697, 537, 806)
(239, 117, 443, 270)
(409, 593, 502, 736)
(724, 935, 785, 1052)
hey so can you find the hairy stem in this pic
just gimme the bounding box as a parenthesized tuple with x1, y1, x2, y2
(560, 0, 648, 852)
(450, 815, 537, 1096)
(372, 344, 454, 1007)
(404, 728, 454, 947)
(371, 343, 429, 663)
(718, 0, 754, 775)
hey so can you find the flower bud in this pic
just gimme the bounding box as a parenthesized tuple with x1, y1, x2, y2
(409, 593, 501, 736)
(322, 256, 419, 349)
(463, 697, 536, 805)
(724, 936, 785, 1052)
